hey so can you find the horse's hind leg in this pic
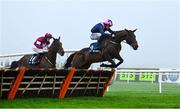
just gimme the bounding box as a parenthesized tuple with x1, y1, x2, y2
(64, 53, 76, 68)
(10, 61, 18, 69)
(114, 55, 124, 68)
(72, 54, 85, 69)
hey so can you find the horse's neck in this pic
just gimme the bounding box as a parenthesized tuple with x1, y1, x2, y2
(104, 37, 121, 50)
(102, 38, 121, 55)
(45, 48, 57, 66)
(113, 31, 127, 43)
(105, 36, 123, 44)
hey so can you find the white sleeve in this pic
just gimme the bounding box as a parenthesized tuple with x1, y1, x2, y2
(36, 41, 41, 45)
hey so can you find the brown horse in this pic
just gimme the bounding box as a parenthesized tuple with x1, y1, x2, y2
(10, 37, 64, 69)
(64, 29, 138, 69)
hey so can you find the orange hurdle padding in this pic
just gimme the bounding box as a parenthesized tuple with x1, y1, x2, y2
(59, 68, 76, 99)
(101, 69, 115, 96)
(8, 68, 27, 100)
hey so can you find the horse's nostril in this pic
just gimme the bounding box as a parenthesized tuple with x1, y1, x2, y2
(61, 51, 65, 56)
(132, 44, 138, 50)
(135, 45, 138, 50)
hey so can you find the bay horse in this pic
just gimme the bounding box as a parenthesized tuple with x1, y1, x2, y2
(10, 37, 64, 69)
(64, 29, 138, 69)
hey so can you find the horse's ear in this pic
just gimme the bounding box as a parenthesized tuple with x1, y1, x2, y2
(58, 36, 60, 40)
(52, 37, 55, 40)
(133, 29, 137, 32)
(124, 28, 129, 32)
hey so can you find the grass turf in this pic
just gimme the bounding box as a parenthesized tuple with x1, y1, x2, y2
(0, 81, 180, 108)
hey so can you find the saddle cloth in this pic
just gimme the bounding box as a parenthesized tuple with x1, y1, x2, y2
(29, 53, 44, 65)
(89, 42, 101, 53)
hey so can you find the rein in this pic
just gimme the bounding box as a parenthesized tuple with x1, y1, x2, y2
(44, 56, 54, 66)
(109, 40, 129, 46)
(109, 41, 119, 45)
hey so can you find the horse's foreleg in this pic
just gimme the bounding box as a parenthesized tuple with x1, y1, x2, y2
(100, 55, 116, 68)
(100, 61, 116, 68)
(114, 55, 124, 68)
(100, 55, 124, 68)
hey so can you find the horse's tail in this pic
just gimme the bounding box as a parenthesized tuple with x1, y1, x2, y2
(64, 53, 76, 68)
(10, 61, 18, 69)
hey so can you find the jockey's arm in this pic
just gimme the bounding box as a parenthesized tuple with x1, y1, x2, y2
(42, 48, 48, 52)
(34, 40, 43, 49)
(41, 46, 48, 52)
(108, 28, 115, 34)
(107, 28, 116, 37)
(99, 27, 110, 37)
(45, 41, 51, 48)
(42, 42, 51, 51)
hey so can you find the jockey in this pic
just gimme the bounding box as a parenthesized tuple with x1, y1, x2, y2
(89, 19, 115, 52)
(30, 33, 53, 64)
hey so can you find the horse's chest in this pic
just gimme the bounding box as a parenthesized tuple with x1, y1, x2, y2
(109, 48, 119, 56)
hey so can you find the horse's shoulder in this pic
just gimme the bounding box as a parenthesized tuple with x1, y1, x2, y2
(77, 48, 89, 54)
(103, 37, 113, 44)
(81, 47, 89, 51)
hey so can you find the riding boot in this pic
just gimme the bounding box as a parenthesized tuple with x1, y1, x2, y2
(29, 56, 34, 64)
(32, 53, 44, 64)
(98, 36, 103, 43)
(29, 54, 37, 65)
(89, 44, 94, 52)
(37, 53, 44, 61)
(97, 39, 103, 50)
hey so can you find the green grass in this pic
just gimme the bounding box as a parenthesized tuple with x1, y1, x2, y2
(0, 81, 180, 108)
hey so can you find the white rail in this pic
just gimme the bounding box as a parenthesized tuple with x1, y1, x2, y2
(116, 69, 180, 93)
(0, 50, 77, 68)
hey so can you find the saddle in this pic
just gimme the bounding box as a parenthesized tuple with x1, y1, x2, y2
(29, 53, 44, 65)
(89, 36, 108, 53)
(89, 42, 101, 53)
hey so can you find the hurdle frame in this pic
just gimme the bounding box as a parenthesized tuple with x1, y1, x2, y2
(0, 67, 115, 100)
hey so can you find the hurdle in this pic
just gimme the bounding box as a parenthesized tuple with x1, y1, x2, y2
(0, 68, 115, 100)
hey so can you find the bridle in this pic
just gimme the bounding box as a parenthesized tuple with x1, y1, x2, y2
(109, 40, 119, 45)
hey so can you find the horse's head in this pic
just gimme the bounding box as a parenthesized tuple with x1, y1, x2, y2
(123, 29, 138, 50)
(50, 37, 65, 56)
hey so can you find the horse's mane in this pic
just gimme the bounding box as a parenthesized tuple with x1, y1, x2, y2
(114, 30, 127, 36)
(103, 30, 126, 42)
(48, 38, 60, 52)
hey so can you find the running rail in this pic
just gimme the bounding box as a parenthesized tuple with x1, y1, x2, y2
(116, 69, 180, 93)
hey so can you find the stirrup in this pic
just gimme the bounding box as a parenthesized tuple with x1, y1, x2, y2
(89, 49, 100, 53)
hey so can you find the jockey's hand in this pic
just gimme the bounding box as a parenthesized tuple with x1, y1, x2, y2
(42, 47, 48, 52)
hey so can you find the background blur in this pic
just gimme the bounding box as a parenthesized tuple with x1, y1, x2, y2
(0, 0, 180, 68)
